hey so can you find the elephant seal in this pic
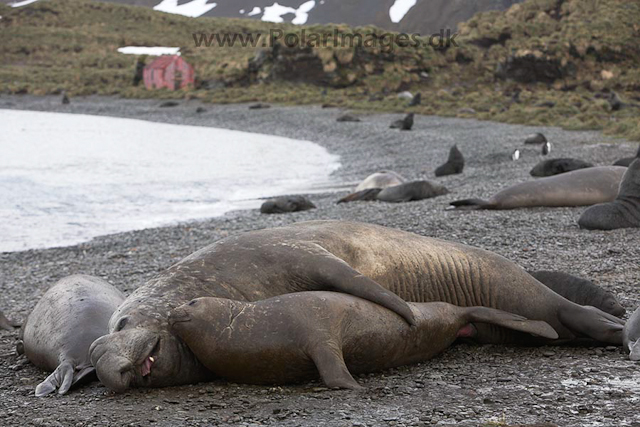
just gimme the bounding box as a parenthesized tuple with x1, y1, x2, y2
(578, 159, 640, 230)
(89, 220, 623, 392)
(336, 113, 361, 122)
(0, 310, 19, 331)
(338, 181, 449, 204)
(355, 171, 406, 192)
(390, 113, 414, 130)
(169, 293, 557, 389)
(260, 196, 316, 214)
(623, 307, 640, 361)
(451, 166, 627, 210)
(528, 271, 625, 317)
(525, 133, 547, 145)
(530, 159, 594, 177)
(20, 275, 125, 396)
(435, 145, 464, 177)
(613, 144, 640, 167)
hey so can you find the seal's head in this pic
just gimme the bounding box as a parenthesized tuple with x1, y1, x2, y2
(599, 292, 626, 318)
(89, 310, 210, 392)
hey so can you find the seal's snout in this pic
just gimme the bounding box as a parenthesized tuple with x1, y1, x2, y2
(168, 306, 192, 326)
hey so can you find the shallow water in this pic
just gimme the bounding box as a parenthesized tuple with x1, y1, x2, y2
(0, 110, 340, 252)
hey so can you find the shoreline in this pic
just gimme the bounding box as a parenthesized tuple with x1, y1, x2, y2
(1, 95, 639, 426)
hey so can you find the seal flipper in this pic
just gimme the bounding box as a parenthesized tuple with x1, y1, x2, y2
(450, 199, 494, 210)
(337, 188, 382, 204)
(308, 342, 362, 390)
(558, 304, 624, 345)
(35, 362, 95, 396)
(462, 307, 559, 339)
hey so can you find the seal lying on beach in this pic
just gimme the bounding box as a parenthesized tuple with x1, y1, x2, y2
(89, 220, 623, 392)
(169, 293, 557, 389)
(355, 171, 406, 192)
(260, 196, 316, 214)
(390, 113, 414, 130)
(529, 271, 625, 317)
(451, 166, 626, 210)
(337, 181, 449, 204)
(613, 144, 640, 167)
(0, 310, 19, 331)
(623, 307, 640, 361)
(20, 275, 124, 396)
(529, 159, 593, 177)
(524, 133, 547, 145)
(578, 159, 640, 230)
(435, 145, 464, 177)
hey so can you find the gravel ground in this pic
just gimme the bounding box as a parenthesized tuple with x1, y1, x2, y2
(0, 95, 639, 427)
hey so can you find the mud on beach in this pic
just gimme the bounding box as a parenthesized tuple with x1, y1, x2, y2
(0, 96, 638, 427)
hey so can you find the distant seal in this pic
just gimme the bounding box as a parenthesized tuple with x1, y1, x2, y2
(613, 144, 640, 167)
(623, 307, 640, 361)
(578, 159, 640, 230)
(169, 293, 557, 389)
(0, 310, 19, 331)
(525, 133, 547, 145)
(159, 101, 179, 108)
(260, 196, 316, 214)
(61, 94, 70, 105)
(336, 114, 361, 122)
(528, 271, 625, 317)
(89, 221, 623, 392)
(451, 166, 627, 210)
(249, 103, 271, 110)
(390, 113, 414, 130)
(355, 171, 406, 192)
(338, 181, 448, 203)
(20, 275, 124, 396)
(409, 92, 422, 106)
(530, 158, 594, 177)
(435, 145, 464, 177)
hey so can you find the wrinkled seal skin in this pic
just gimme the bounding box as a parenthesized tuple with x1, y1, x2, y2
(90, 220, 624, 392)
(21, 275, 124, 397)
(355, 171, 406, 192)
(529, 158, 593, 177)
(528, 271, 625, 317)
(435, 145, 464, 177)
(451, 166, 627, 210)
(623, 307, 640, 361)
(578, 159, 640, 230)
(169, 293, 558, 389)
(338, 181, 449, 204)
(0, 310, 19, 331)
(260, 196, 316, 214)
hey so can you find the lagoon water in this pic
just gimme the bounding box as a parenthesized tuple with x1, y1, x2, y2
(0, 110, 340, 252)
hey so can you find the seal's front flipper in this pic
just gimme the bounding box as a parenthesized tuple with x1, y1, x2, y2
(559, 304, 624, 345)
(309, 343, 362, 390)
(337, 188, 381, 204)
(463, 307, 559, 339)
(449, 199, 493, 210)
(35, 361, 74, 397)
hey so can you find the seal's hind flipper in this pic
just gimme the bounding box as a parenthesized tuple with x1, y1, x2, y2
(309, 342, 362, 390)
(337, 188, 382, 204)
(463, 307, 559, 339)
(449, 199, 493, 210)
(559, 304, 624, 345)
(35, 361, 74, 397)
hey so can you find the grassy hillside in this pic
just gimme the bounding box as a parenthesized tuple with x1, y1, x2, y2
(0, 0, 638, 141)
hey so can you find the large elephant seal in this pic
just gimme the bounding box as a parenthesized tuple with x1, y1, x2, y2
(355, 171, 405, 192)
(89, 220, 623, 392)
(529, 271, 625, 317)
(451, 166, 627, 210)
(578, 159, 640, 230)
(169, 293, 557, 389)
(623, 307, 640, 361)
(20, 275, 124, 396)
(0, 310, 19, 331)
(338, 181, 449, 204)
(529, 158, 593, 177)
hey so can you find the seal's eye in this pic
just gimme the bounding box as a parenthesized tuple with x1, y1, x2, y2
(115, 317, 128, 332)
(188, 300, 198, 306)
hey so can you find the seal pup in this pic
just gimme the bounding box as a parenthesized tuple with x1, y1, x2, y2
(0, 310, 20, 331)
(20, 275, 125, 396)
(159, 101, 179, 108)
(530, 159, 594, 177)
(528, 271, 625, 317)
(525, 133, 547, 145)
(435, 145, 464, 177)
(623, 307, 640, 361)
(578, 159, 640, 230)
(338, 181, 448, 204)
(89, 220, 624, 392)
(451, 166, 627, 210)
(260, 196, 316, 214)
(249, 103, 271, 110)
(169, 293, 558, 389)
(390, 113, 414, 130)
(355, 171, 406, 192)
(336, 114, 361, 122)
(613, 144, 640, 167)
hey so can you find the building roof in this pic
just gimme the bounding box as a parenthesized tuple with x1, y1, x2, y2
(145, 55, 182, 70)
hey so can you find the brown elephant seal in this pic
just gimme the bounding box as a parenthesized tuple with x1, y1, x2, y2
(578, 159, 640, 230)
(530, 159, 594, 177)
(336, 113, 361, 122)
(623, 307, 640, 361)
(435, 145, 465, 177)
(89, 220, 623, 392)
(338, 181, 449, 204)
(524, 132, 547, 145)
(169, 293, 557, 389)
(451, 166, 627, 210)
(528, 271, 625, 317)
(613, 144, 640, 167)
(20, 275, 125, 396)
(0, 310, 20, 331)
(354, 171, 406, 192)
(260, 196, 316, 214)
(390, 113, 414, 130)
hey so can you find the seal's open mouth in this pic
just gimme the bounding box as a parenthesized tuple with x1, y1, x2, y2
(139, 338, 160, 377)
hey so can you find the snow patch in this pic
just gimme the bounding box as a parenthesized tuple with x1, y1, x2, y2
(153, 0, 217, 18)
(389, 0, 417, 23)
(117, 46, 181, 56)
(10, 0, 39, 7)
(247, 6, 262, 16)
(262, 1, 315, 25)
(239, 9, 245, 14)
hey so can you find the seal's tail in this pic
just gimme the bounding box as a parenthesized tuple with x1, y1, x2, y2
(449, 198, 493, 210)
(559, 304, 624, 345)
(463, 307, 559, 339)
(337, 188, 382, 204)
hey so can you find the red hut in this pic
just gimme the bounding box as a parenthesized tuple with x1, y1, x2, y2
(143, 55, 194, 90)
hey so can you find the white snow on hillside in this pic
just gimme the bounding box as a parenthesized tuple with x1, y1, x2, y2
(117, 46, 181, 56)
(262, 1, 316, 24)
(247, 6, 262, 16)
(10, 0, 39, 7)
(153, 0, 217, 18)
(389, 0, 417, 23)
